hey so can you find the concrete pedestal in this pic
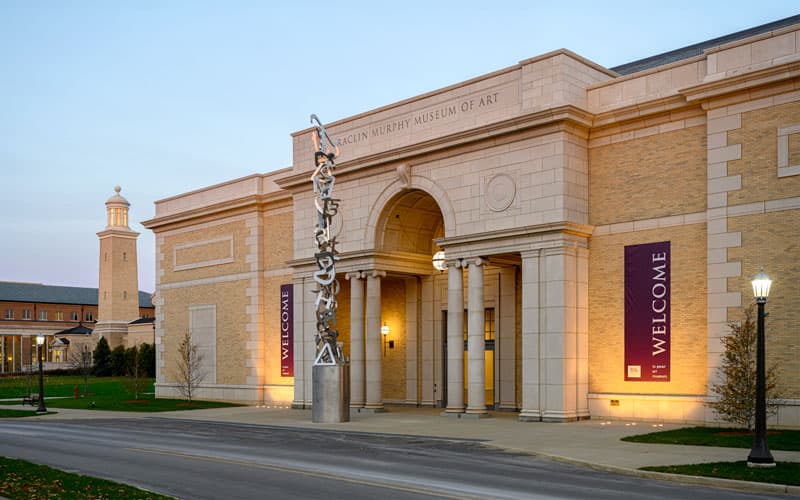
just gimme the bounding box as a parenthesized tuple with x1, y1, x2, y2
(312, 363, 350, 423)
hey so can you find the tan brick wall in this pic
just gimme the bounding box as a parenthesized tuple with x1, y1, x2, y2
(159, 280, 249, 385)
(588, 224, 707, 395)
(264, 211, 293, 272)
(589, 126, 707, 226)
(160, 219, 250, 284)
(728, 101, 800, 205)
(382, 278, 407, 400)
(727, 211, 800, 398)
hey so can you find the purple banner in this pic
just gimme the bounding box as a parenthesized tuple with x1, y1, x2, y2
(624, 241, 670, 381)
(280, 284, 293, 377)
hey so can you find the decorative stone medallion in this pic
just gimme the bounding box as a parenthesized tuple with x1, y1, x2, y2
(485, 173, 516, 212)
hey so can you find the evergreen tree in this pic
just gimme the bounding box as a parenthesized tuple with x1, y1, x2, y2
(92, 337, 111, 376)
(708, 306, 782, 429)
(110, 345, 127, 376)
(138, 343, 156, 378)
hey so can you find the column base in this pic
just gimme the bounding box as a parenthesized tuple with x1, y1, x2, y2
(440, 408, 464, 417)
(350, 403, 365, 409)
(291, 401, 310, 410)
(312, 364, 350, 423)
(461, 411, 490, 419)
(355, 407, 387, 414)
(518, 410, 542, 422)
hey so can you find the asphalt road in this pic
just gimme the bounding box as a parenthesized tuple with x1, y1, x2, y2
(0, 418, 785, 499)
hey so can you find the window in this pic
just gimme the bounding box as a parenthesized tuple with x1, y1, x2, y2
(123, 291, 128, 300)
(85, 312, 94, 322)
(123, 252, 127, 262)
(71, 311, 79, 321)
(22, 309, 31, 320)
(53, 311, 64, 321)
(39, 310, 47, 321)
(4, 309, 12, 320)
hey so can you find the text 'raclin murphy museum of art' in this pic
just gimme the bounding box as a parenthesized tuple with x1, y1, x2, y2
(143, 17, 800, 426)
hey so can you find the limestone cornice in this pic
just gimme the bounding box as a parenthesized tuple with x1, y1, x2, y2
(287, 250, 435, 277)
(434, 221, 593, 259)
(590, 95, 698, 129)
(141, 192, 291, 232)
(680, 58, 800, 105)
(277, 105, 594, 191)
(96, 229, 140, 239)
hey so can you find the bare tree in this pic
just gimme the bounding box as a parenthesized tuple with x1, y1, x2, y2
(174, 332, 205, 404)
(708, 307, 782, 429)
(69, 344, 93, 396)
(125, 345, 143, 400)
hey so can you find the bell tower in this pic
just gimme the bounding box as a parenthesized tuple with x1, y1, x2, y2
(95, 186, 140, 348)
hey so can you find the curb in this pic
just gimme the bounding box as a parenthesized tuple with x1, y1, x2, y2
(497, 446, 800, 497)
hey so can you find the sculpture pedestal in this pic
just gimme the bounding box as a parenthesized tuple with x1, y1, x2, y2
(312, 363, 350, 423)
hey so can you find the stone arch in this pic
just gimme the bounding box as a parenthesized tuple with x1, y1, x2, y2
(364, 174, 456, 250)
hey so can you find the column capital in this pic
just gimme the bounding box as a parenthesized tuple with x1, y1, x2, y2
(368, 270, 387, 279)
(445, 259, 462, 269)
(345, 271, 364, 280)
(463, 257, 484, 267)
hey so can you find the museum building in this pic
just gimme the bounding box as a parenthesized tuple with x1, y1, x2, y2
(143, 17, 800, 425)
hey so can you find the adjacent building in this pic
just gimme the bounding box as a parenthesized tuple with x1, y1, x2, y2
(0, 187, 155, 372)
(143, 16, 800, 426)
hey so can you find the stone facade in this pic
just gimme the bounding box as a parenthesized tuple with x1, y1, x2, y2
(144, 20, 800, 426)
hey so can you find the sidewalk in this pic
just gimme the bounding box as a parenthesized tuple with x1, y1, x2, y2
(22, 405, 800, 496)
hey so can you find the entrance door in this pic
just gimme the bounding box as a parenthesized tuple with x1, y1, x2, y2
(442, 308, 495, 408)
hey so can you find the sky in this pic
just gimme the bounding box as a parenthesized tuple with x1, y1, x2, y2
(1, 1, 798, 293)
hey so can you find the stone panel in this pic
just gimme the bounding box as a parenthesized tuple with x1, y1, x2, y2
(588, 224, 707, 395)
(727, 101, 800, 205)
(589, 126, 707, 226)
(161, 219, 251, 284)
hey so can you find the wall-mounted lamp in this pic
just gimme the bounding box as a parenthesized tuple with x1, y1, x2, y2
(432, 250, 446, 272)
(381, 322, 394, 355)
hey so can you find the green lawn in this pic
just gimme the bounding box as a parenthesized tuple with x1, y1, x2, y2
(643, 461, 800, 486)
(0, 375, 241, 412)
(622, 426, 800, 451)
(0, 409, 44, 418)
(0, 457, 174, 499)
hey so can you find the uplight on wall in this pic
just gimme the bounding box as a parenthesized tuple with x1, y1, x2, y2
(381, 322, 394, 355)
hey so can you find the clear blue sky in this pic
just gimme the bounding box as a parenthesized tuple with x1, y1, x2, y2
(1, 1, 797, 292)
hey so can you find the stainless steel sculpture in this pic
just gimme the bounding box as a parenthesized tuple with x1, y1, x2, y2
(310, 114, 344, 366)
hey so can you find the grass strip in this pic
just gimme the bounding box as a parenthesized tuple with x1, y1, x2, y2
(0, 457, 174, 499)
(642, 461, 800, 486)
(1, 375, 241, 412)
(622, 426, 800, 451)
(0, 409, 44, 418)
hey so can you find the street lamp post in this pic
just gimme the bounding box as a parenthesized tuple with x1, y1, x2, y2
(35, 334, 47, 413)
(748, 268, 775, 468)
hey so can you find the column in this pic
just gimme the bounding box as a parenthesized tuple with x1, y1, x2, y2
(347, 272, 365, 408)
(364, 270, 386, 411)
(519, 250, 542, 421)
(465, 258, 488, 416)
(443, 259, 464, 414)
(404, 277, 419, 405)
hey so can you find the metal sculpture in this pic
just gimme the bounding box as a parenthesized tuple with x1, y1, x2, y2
(310, 114, 344, 366)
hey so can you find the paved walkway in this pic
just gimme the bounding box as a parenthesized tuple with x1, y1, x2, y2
(13, 405, 800, 496)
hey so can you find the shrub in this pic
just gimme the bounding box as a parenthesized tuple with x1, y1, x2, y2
(92, 337, 111, 376)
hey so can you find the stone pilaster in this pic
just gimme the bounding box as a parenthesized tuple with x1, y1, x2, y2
(347, 272, 365, 408)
